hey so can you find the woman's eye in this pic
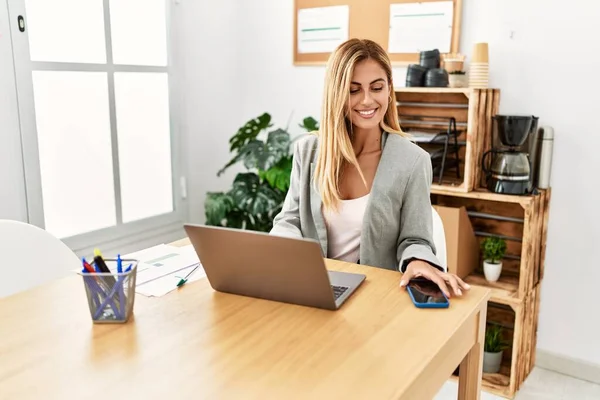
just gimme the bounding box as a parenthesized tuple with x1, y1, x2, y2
(372, 87, 383, 92)
(350, 88, 360, 94)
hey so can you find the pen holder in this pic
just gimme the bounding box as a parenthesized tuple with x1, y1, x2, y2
(78, 259, 138, 324)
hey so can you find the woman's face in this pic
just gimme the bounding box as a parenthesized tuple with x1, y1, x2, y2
(347, 58, 390, 131)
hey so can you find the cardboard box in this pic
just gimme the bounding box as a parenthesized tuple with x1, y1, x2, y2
(433, 205, 479, 279)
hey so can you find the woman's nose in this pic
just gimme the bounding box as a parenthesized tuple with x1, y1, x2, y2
(361, 91, 373, 105)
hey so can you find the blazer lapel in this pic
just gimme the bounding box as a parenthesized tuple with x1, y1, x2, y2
(359, 131, 388, 263)
(309, 162, 328, 256)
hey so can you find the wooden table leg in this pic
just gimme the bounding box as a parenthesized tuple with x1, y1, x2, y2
(458, 306, 487, 400)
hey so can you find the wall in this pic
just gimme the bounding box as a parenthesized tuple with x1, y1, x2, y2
(238, 0, 323, 135)
(234, 0, 600, 367)
(0, 0, 28, 223)
(172, 0, 245, 224)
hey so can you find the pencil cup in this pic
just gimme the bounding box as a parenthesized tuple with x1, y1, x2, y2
(78, 259, 138, 324)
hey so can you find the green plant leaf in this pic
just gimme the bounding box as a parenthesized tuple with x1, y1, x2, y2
(217, 113, 273, 177)
(230, 113, 272, 152)
(221, 208, 247, 229)
(299, 116, 319, 132)
(245, 212, 279, 232)
(229, 173, 284, 216)
(481, 236, 507, 263)
(238, 128, 291, 172)
(260, 155, 293, 192)
(204, 192, 235, 226)
(484, 324, 510, 353)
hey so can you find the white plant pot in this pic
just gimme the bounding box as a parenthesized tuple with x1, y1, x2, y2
(448, 74, 467, 88)
(483, 350, 503, 373)
(483, 260, 502, 282)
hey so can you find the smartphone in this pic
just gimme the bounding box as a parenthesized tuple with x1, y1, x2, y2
(406, 278, 449, 308)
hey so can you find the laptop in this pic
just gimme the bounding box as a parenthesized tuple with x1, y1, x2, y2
(183, 224, 366, 310)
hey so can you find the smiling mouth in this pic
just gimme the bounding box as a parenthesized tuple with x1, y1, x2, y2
(355, 108, 378, 118)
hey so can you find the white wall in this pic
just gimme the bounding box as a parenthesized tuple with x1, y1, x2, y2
(238, 0, 323, 135)
(231, 0, 600, 366)
(172, 0, 245, 224)
(0, 0, 28, 222)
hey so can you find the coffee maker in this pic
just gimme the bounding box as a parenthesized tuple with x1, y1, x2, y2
(482, 115, 541, 195)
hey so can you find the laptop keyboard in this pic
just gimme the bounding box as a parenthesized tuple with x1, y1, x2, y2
(331, 285, 349, 300)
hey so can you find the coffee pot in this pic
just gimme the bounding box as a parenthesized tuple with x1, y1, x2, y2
(482, 115, 539, 195)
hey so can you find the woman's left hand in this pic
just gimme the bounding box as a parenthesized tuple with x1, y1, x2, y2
(399, 260, 470, 298)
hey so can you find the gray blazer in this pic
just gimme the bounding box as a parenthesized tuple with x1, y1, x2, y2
(270, 131, 443, 273)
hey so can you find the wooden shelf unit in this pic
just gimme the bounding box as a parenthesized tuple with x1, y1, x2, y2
(395, 88, 500, 193)
(450, 283, 542, 398)
(432, 188, 551, 399)
(431, 188, 551, 305)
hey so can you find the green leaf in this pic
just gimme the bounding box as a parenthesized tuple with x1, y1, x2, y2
(481, 236, 507, 263)
(238, 129, 291, 172)
(230, 113, 272, 153)
(229, 173, 284, 216)
(484, 324, 510, 353)
(204, 192, 235, 226)
(261, 156, 293, 192)
(217, 113, 273, 177)
(222, 208, 247, 229)
(299, 116, 319, 132)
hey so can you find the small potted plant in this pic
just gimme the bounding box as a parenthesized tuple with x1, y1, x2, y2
(448, 71, 467, 87)
(480, 236, 506, 282)
(483, 324, 509, 373)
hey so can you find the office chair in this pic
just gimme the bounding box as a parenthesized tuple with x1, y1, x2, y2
(431, 207, 447, 272)
(0, 220, 81, 298)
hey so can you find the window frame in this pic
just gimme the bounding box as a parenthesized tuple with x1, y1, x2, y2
(7, 0, 186, 255)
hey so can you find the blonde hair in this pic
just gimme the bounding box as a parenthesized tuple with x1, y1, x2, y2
(314, 38, 407, 211)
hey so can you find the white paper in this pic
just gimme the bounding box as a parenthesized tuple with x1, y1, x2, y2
(297, 5, 349, 53)
(408, 131, 437, 143)
(123, 244, 206, 297)
(135, 262, 206, 297)
(388, 1, 454, 54)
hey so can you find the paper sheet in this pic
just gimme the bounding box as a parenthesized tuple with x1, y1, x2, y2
(135, 262, 206, 298)
(297, 5, 349, 53)
(407, 131, 437, 143)
(388, 1, 454, 54)
(124, 244, 206, 297)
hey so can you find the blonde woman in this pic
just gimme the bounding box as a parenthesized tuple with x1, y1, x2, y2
(270, 39, 469, 298)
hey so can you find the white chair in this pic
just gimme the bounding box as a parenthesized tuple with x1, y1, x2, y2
(0, 220, 81, 298)
(431, 207, 447, 272)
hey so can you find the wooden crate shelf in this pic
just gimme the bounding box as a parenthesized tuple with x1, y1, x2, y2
(431, 188, 551, 303)
(462, 273, 520, 307)
(436, 188, 550, 399)
(395, 88, 500, 193)
(450, 283, 542, 399)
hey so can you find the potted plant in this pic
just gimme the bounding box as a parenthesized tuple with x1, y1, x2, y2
(448, 71, 467, 88)
(204, 113, 318, 232)
(483, 324, 509, 373)
(480, 236, 506, 282)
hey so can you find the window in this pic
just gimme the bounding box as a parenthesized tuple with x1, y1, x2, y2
(9, 0, 184, 253)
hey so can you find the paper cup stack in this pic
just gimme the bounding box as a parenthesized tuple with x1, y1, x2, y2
(469, 43, 489, 88)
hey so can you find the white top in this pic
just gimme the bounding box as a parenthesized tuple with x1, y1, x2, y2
(322, 194, 370, 263)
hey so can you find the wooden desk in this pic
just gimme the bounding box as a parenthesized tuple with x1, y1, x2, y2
(0, 240, 490, 400)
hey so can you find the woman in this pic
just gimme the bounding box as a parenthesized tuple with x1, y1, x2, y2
(270, 39, 469, 298)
